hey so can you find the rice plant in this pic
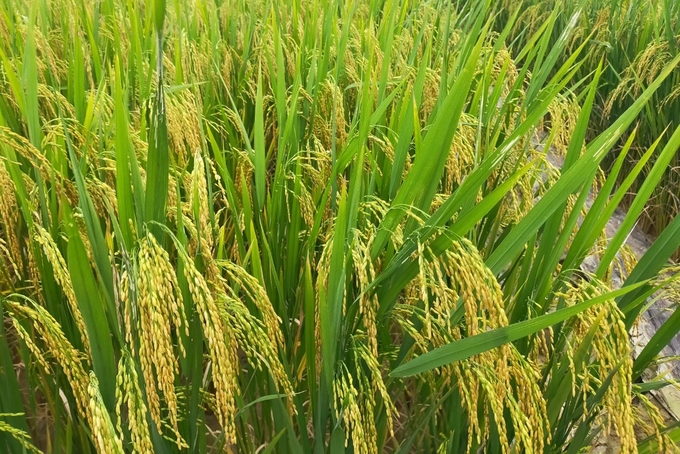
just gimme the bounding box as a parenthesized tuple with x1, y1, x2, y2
(0, 0, 679, 453)
(487, 0, 680, 242)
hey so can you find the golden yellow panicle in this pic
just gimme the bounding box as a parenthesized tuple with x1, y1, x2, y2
(0, 415, 41, 454)
(356, 343, 396, 438)
(559, 279, 637, 454)
(443, 113, 477, 194)
(86, 176, 119, 219)
(26, 239, 43, 303)
(221, 296, 295, 410)
(605, 41, 671, 117)
(166, 91, 202, 166)
(220, 260, 285, 348)
(546, 93, 581, 156)
(406, 237, 549, 453)
(33, 224, 91, 358)
(115, 350, 154, 454)
(10, 319, 53, 374)
(333, 365, 372, 454)
(358, 372, 378, 454)
(135, 232, 188, 448)
(350, 229, 379, 357)
(313, 79, 346, 150)
(119, 269, 135, 354)
(179, 246, 239, 443)
(191, 151, 213, 253)
(634, 391, 675, 453)
(7, 302, 90, 415)
(0, 238, 18, 289)
(0, 162, 22, 276)
(6, 301, 126, 454)
(88, 372, 125, 454)
(419, 69, 441, 123)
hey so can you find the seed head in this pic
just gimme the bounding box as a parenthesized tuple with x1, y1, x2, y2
(134, 232, 188, 447)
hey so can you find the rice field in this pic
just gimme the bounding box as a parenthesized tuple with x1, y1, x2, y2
(0, 0, 679, 452)
(493, 0, 680, 244)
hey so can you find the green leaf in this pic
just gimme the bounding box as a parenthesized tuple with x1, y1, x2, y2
(487, 53, 680, 274)
(597, 125, 680, 278)
(60, 116, 119, 341)
(64, 211, 117, 411)
(114, 62, 136, 247)
(618, 212, 680, 327)
(632, 297, 680, 379)
(154, 0, 167, 33)
(371, 24, 487, 258)
(254, 66, 266, 208)
(22, 6, 42, 149)
(145, 15, 169, 235)
(320, 189, 348, 387)
(262, 429, 286, 454)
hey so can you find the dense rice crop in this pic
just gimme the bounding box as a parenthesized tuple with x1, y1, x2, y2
(0, 0, 679, 453)
(491, 0, 680, 240)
